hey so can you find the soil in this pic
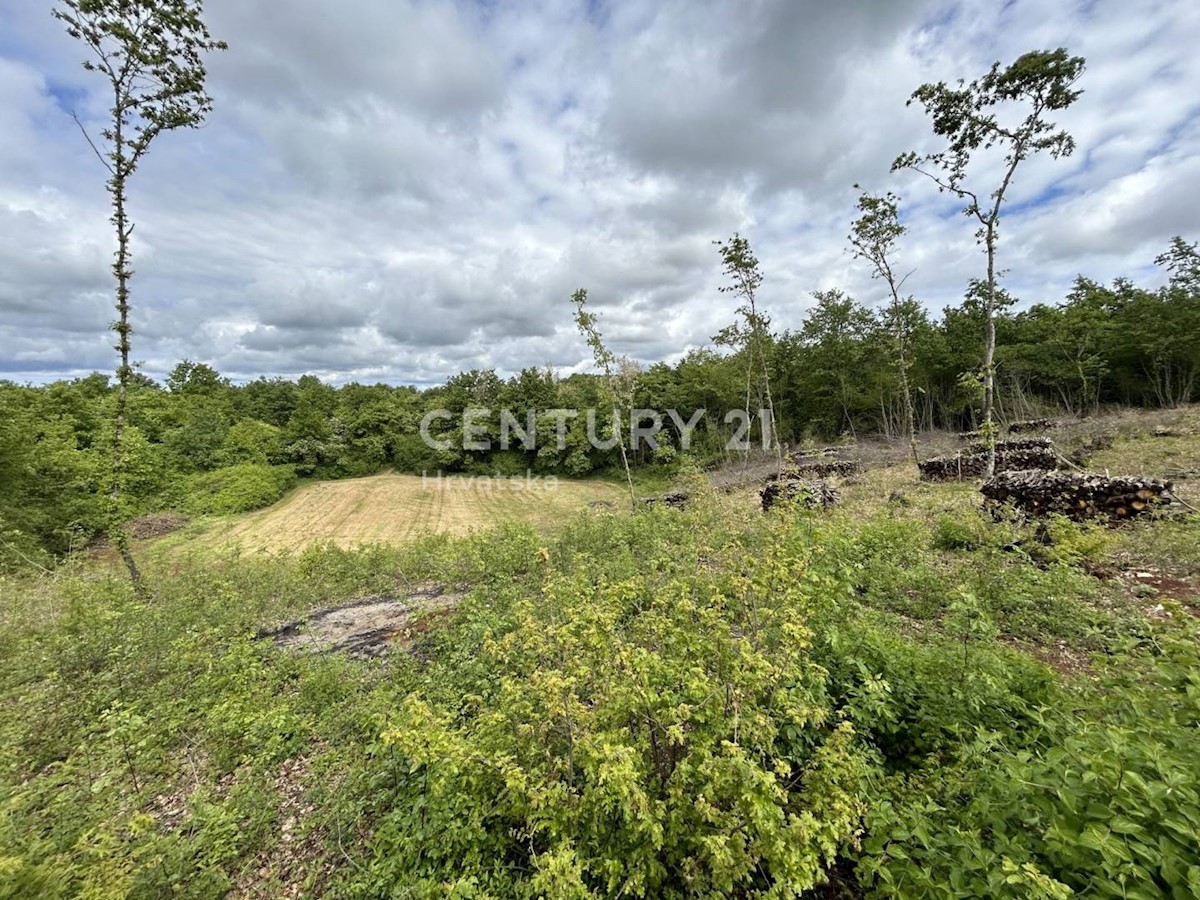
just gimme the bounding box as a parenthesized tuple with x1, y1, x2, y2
(129, 512, 190, 539)
(228, 749, 335, 899)
(260, 585, 462, 657)
(1119, 567, 1200, 617)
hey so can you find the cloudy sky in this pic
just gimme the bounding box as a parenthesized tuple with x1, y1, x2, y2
(1, 0, 1197, 386)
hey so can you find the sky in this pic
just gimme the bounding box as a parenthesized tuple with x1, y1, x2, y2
(0, 0, 1198, 387)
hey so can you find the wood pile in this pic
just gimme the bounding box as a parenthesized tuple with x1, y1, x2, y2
(785, 458, 862, 479)
(967, 437, 1053, 454)
(643, 491, 689, 510)
(1007, 418, 1058, 434)
(789, 447, 845, 461)
(981, 470, 1175, 521)
(918, 443, 1063, 481)
(761, 478, 839, 512)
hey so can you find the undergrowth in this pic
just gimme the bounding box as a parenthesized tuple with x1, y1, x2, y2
(0, 485, 1196, 898)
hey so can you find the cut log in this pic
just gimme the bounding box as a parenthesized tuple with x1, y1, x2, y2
(1007, 418, 1058, 434)
(967, 438, 1054, 454)
(761, 478, 839, 512)
(980, 470, 1175, 522)
(643, 491, 689, 510)
(789, 446, 847, 462)
(782, 458, 862, 479)
(919, 444, 1064, 481)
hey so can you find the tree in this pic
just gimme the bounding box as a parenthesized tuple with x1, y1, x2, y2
(849, 188, 919, 465)
(166, 359, 229, 396)
(713, 234, 782, 471)
(798, 290, 879, 436)
(894, 48, 1085, 475)
(1139, 238, 1200, 407)
(54, 0, 226, 589)
(571, 289, 638, 512)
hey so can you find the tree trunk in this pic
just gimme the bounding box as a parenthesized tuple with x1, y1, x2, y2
(982, 226, 998, 477)
(109, 150, 144, 593)
(891, 294, 919, 466)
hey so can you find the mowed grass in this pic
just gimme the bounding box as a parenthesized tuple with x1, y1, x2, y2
(176, 472, 627, 553)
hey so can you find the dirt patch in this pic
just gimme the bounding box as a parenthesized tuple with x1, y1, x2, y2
(260, 586, 461, 657)
(229, 751, 334, 900)
(88, 512, 190, 553)
(130, 512, 190, 540)
(1000, 636, 1093, 677)
(1119, 568, 1200, 616)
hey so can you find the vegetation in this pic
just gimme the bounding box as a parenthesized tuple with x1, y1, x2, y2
(571, 289, 640, 512)
(3, 237, 1196, 568)
(1, 426, 1196, 896)
(849, 189, 919, 466)
(714, 234, 782, 470)
(894, 48, 1087, 475)
(3, 32, 1199, 900)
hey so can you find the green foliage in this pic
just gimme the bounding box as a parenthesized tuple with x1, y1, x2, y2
(1035, 515, 1116, 568)
(0, 482, 1197, 897)
(859, 614, 1200, 899)
(360, 514, 873, 897)
(932, 511, 987, 551)
(1, 224, 1197, 570)
(218, 418, 283, 466)
(180, 463, 296, 516)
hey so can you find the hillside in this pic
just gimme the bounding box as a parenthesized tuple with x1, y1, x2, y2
(2, 411, 1197, 897)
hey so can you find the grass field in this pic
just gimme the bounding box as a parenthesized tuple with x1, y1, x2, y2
(176, 471, 627, 553)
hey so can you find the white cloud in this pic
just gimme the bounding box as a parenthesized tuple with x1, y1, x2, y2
(0, 0, 1197, 385)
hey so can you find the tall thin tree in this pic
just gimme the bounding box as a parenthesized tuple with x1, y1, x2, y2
(713, 234, 782, 473)
(571, 289, 638, 513)
(893, 48, 1084, 475)
(849, 187, 919, 465)
(54, 0, 226, 588)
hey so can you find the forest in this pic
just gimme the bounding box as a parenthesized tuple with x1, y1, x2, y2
(3, 237, 1197, 569)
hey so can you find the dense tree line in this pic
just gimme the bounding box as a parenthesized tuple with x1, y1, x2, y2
(1, 237, 1195, 567)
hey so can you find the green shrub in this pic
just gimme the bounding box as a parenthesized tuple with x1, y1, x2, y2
(858, 613, 1200, 899)
(932, 513, 985, 551)
(358, 522, 874, 897)
(1035, 515, 1116, 568)
(181, 464, 296, 516)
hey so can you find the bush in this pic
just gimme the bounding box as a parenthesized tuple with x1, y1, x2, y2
(181, 464, 296, 516)
(359, 521, 874, 897)
(859, 613, 1200, 899)
(932, 513, 984, 551)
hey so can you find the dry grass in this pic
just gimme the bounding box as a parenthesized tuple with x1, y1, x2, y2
(176, 472, 626, 554)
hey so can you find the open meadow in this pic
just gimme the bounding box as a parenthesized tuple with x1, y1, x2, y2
(170, 472, 627, 554)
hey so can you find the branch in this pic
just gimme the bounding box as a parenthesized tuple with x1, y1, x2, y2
(71, 111, 114, 175)
(908, 161, 980, 207)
